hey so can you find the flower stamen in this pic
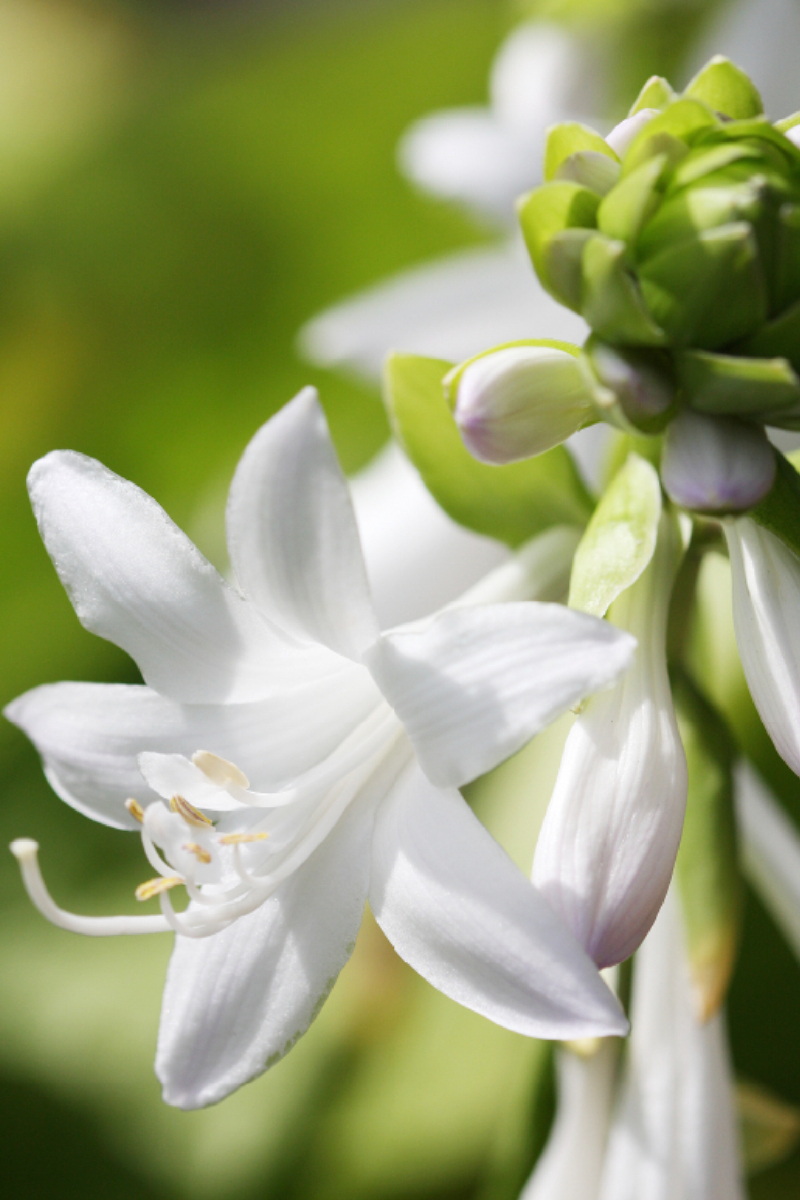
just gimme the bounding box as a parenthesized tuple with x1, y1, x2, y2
(218, 831, 270, 845)
(182, 841, 212, 863)
(125, 797, 145, 823)
(135, 875, 184, 902)
(170, 794, 212, 828)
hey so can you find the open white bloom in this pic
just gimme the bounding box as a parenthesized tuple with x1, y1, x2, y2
(522, 888, 744, 1200)
(297, 21, 590, 382)
(533, 512, 688, 968)
(7, 388, 634, 1109)
(725, 517, 800, 777)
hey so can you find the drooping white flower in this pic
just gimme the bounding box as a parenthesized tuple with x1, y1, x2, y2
(724, 517, 800, 777)
(7, 387, 634, 1109)
(533, 511, 688, 968)
(520, 1038, 618, 1200)
(522, 888, 744, 1200)
(597, 886, 745, 1200)
(735, 759, 800, 960)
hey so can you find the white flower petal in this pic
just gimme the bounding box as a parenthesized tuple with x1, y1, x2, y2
(489, 22, 590, 129)
(297, 238, 587, 384)
(350, 442, 508, 628)
(5, 672, 380, 828)
(605, 109, 660, 157)
(399, 109, 544, 223)
(368, 764, 628, 1039)
(598, 887, 745, 1200)
(725, 517, 800, 776)
(366, 603, 635, 788)
(533, 514, 687, 968)
(521, 1041, 618, 1200)
(735, 759, 800, 959)
(27, 449, 327, 704)
(155, 786, 375, 1109)
(137, 753, 244, 811)
(226, 388, 379, 661)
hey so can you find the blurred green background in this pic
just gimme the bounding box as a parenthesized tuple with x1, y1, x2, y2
(3, 1, 800, 1197)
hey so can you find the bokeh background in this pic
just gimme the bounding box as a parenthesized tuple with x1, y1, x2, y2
(3, 1, 800, 1197)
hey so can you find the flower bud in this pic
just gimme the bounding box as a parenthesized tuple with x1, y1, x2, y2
(661, 410, 776, 513)
(448, 343, 596, 463)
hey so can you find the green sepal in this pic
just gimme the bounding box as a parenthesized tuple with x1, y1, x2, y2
(622, 98, 719, 175)
(695, 117, 800, 168)
(738, 297, 800, 374)
(580, 234, 666, 346)
(775, 110, 800, 133)
(750, 449, 800, 561)
(677, 349, 800, 421)
(772, 202, 800, 315)
(441, 337, 583, 409)
(683, 55, 763, 120)
(668, 141, 765, 191)
(629, 75, 676, 115)
(546, 228, 595, 310)
(555, 151, 621, 197)
(673, 671, 742, 1020)
(597, 154, 666, 246)
(383, 353, 592, 546)
(517, 183, 600, 307)
(637, 178, 765, 260)
(544, 122, 618, 182)
(637, 221, 768, 349)
(567, 452, 661, 616)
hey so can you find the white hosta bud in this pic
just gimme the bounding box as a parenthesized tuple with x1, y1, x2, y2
(725, 517, 800, 775)
(662, 410, 776, 513)
(451, 345, 595, 464)
(605, 107, 659, 156)
(532, 511, 687, 968)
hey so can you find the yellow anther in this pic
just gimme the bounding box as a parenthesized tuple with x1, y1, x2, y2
(219, 831, 270, 846)
(192, 750, 250, 790)
(182, 842, 212, 864)
(135, 875, 184, 902)
(170, 794, 212, 828)
(125, 798, 145, 824)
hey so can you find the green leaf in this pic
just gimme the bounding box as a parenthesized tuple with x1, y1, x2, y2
(684, 56, 763, 120)
(544, 121, 618, 181)
(677, 349, 800, 421)
(383, 353, 592, 547)
(622, 98, 719, 175)
(750, 450, 800, 561)
(517, 182, 599, 306)
(673, 671, 742, 1020)
(567, 452, 661, 616)
(580, 234, 666, 345)
(637, 221, 768, 349)
(597, 153, 666, 245)
(629, 75, 676, 115)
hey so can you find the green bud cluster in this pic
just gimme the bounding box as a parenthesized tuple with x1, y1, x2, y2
(519, 57, 800, 436)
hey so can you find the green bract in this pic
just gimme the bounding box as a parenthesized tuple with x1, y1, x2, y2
(520, 56, 800, 435)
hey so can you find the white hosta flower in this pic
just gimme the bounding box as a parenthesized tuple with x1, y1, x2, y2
(597, 887, 745, 1200)
(735, 759, 800, 960)
(724, 517, 800, 776)
(520, 1039, 618, 1200)
(7, 387, 635, 1109)
(399, 23, 596, 225)
(451, 345, 596, 465)
(533, 512, 688, 968)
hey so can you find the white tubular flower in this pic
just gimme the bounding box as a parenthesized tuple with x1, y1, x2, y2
(533, 512, 688, 968)
(6, 387, 635, 1109)
(724, 517, 800, 776)
(520, 1039, 618, 1200)
(451, 345, 596, 465)
(597, 887, 745, 1200)
(735, 759, 800, 959)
